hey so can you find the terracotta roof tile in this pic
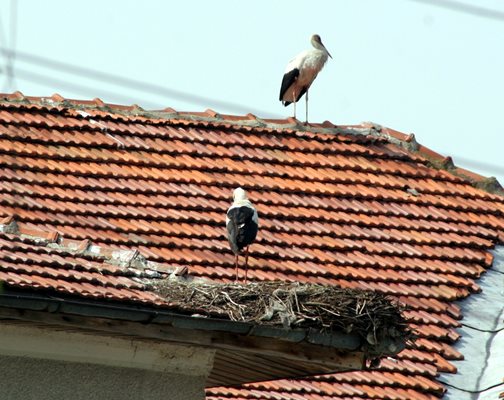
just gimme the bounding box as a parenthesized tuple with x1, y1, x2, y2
(0, 94, 503, 399)
(0, 228, 175, 305)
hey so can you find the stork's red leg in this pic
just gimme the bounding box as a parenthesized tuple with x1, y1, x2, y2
(293, 88, 297, 119)
(244, 246, 249, 283)
(305, 89, 309, 125)
(234, 254, 239, 282)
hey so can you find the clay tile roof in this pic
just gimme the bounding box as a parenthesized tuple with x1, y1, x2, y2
(0, 93, 503, 399)
(0, 216, 181, 305)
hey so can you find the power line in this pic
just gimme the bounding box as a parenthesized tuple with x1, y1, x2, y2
(0, 47, 280, 117)
(0, 7, 6, 46)
(11, 65, 163, 109)
(0, 4, 7, 90)
(409, 0, 504, 22)
(453, 156, 504, 177)
(6, 0, 18, 90)
(439, 379, 504, 394)
(461, 322, 504, 333)
(0, 1, 18, 92)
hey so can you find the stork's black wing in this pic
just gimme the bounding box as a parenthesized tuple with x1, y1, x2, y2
(279, 68, 299, 105)
(226, 206, 258, 254)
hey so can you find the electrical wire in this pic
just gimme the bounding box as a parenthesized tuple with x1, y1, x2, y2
(439, 379, 504, 394)
(0, 47, 279, 117)
(11, 65, 163, 109)
(0, 4, 8, 91)
(6, 0, 17, 91)
(0, 7, 6, 47)
(409, 0, 504, 21)
(0, 1, 17, 92)
(452, 156, 504, 176)
(461, 322, 504, 333)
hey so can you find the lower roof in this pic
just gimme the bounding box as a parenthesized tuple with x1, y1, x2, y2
(1, 221, 407, 386)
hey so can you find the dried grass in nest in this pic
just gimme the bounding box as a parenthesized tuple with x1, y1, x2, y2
(155, 280, 412, 356)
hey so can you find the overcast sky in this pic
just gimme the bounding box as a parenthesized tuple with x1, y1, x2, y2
(0, 0, 502, 185)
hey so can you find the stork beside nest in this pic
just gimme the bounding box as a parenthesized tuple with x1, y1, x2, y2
(226, 187, 258, 283)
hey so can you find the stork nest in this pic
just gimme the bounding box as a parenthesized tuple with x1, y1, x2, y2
(154, 280, 412, 357)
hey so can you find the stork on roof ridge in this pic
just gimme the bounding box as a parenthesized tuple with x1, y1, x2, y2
(279, 34, 332, 124)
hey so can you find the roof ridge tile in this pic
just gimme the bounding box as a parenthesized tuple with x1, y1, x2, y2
(2, 94, 502, 197)
(0, 92, 502, 197)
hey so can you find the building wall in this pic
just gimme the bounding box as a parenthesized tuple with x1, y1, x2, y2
(441, 246, 504, 400)
(0, 355, 206, 400)
(0, 323, 215, 400)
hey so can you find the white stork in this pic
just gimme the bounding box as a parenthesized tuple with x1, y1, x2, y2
(226, 187, 258, 283)
(279, 34, 332, 124)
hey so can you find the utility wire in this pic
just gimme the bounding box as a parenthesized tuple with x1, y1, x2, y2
(0, 47, 279, 117)
(408, 0, 504, 178)
(409, 0, 504, 22)
(0, 5, 8, 91)
(439, 379, 504, 394)
(11, 65, 163, 109)
(453, 156, 504, 177)
(0, 8, 6, 47)
(6, 0, 18, 91)
(455, 157, 504, 175)
(0, 1, 17, 92)
(461, 322, 504, 333)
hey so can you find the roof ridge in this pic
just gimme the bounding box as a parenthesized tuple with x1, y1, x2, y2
(0, 92, 412, 145)
(0, 92, 501, 196)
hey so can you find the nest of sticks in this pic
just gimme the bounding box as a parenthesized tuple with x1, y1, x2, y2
(155, 280, 412, 357)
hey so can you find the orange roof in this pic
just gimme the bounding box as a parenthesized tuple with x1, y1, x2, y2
(0, 92, 503, 399)
(0, 215, 177, 305)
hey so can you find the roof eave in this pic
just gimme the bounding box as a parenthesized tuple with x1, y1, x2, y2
(0, 290, 368, 386)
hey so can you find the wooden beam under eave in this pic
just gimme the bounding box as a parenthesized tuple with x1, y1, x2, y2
(207, 348, 362, 387)
(0, 305, 365, 371)
(0, 304, 365, 384)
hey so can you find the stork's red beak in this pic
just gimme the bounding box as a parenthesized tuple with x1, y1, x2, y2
(322, 42, 332, 59)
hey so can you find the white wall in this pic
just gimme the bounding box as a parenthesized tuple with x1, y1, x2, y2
(442, 246, 504, 399)
(0, 323, 216, 400)
(0, 354, 207, 400)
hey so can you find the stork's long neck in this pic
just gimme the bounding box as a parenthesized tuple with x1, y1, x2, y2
(232, 198, 254, 209)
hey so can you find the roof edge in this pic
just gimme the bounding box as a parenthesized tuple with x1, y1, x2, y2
(0, 290, 367, 378)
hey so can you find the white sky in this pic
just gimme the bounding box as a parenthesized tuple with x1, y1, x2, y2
(0, 0, 503, 185)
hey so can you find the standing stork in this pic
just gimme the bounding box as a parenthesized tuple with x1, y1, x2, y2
(226, 187, 258, 283)
(279, 34, 332, 124)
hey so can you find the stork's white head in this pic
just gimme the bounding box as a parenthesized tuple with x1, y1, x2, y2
(233, 187, 248, 202)
(311, 34, 332, 59)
